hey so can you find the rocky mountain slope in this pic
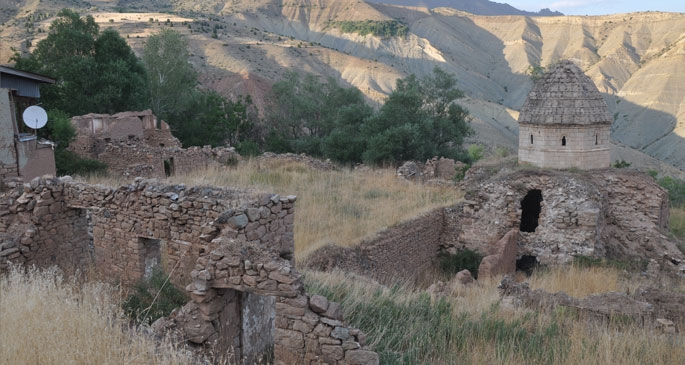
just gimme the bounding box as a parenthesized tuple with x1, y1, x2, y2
(2, 0, 685, 173)
(366, 0, 563, 16)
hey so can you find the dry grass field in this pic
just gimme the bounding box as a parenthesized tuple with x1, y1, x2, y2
(89, 159, 462, 260)
(304, 266, 685, 364)
(0, 266, 194, 364)
(4, 161, 685, 364)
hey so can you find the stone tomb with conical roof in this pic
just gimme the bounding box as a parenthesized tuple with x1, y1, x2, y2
(518, 60, 613, 169)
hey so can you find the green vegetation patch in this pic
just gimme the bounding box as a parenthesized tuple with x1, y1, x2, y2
(572, 255, 647, 272)
(657, 176, 685, 207)
(437, 249, 483, 278)
(304, 274, 568, 364)
(333, 20, 408, 38)
(123, 268, 189, 325)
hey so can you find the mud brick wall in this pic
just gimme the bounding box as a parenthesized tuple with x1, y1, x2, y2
(357, 209, 444, 282)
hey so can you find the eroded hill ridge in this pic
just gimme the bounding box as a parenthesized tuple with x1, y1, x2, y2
(1, 0, 685, 170)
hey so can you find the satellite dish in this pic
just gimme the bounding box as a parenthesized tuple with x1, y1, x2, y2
(23, 106, 48, 130)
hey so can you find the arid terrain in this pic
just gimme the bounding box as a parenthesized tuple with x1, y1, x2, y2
(2, 0, 685, 174)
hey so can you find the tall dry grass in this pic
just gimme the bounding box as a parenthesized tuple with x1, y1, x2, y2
(87, 160, 462, 259)
(304, 267, 685, 365)
(528, 265, 629, 297)
(0, 266, 194, 364)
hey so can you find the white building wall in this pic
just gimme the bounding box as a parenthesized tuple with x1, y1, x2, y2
(518, 124, 611, 169)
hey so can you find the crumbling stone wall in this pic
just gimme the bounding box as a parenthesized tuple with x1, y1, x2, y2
(0, 176, 377, 364)
(69, 110, 239, 178)
(0, 177, 91, 273)
(306, 209, 445, 284)
(445, 169, 682, 268)
(93, 140, 238, 178)
(308, 168, 685, 282)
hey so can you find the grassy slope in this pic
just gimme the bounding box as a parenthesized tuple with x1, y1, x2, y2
(304, 266, 685, 364)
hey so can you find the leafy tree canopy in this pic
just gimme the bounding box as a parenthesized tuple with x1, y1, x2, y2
(362, 67, 472, 165)
(265, 67, 471, 166)
(141, 29, 258, 149)
(142, 28, 197, 124)
(12, 9, 148, 116)
(265, 72, 373, 161)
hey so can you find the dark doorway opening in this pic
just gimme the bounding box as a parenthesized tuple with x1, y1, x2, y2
(516, 255, 539, 275)
(164, 158, 175, 177)
(561, 136, 566, 146)
(520, 189, 543, 232)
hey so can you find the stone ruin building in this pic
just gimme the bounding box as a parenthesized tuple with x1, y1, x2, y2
(0, 176, 378, 364)
(309, 167, 684, 282)
(308, 60, 685, 283)
(518, 60, 612, 169)
(0, 66, 56, 181)
(69, 110, 239, 178)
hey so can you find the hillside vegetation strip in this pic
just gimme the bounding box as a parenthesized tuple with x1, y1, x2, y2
(332, 20, 409, 37)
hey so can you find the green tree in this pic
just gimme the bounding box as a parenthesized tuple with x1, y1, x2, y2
(12, 9, 148, 116)
(141, 29, 259, 148)
(265, 72, 372, 160)
(173, 90, 257, 148)
(42, 110, 106, 176)
(362, 67, 472, 165)
(142, 29, 197, 124)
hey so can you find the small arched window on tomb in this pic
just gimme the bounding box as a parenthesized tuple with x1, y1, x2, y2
(561, 136, 566, 146)
(595, 134, 598, 145)
(530, 134, 534, 144)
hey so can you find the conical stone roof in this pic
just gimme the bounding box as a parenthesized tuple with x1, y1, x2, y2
(518, 60, 613, 126)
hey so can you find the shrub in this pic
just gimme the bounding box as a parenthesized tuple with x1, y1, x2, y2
(467, 145, 484, 163)
(438, 249, 483, 278)
(334, 20, 408, 38)
(123, 268, 189, 324)
(54, 150, 108, 176)
(612, 160, 631, 168)
(657, 176, 685, 207)
(453, 163, 470, 182)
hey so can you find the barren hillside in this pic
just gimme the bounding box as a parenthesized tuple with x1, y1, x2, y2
(2, 0, 684, 172)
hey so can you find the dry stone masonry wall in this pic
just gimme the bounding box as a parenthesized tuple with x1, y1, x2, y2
(69, 110, 240, 178)
(0, 176, 377, 364)
(306, 209, 445, 284)
(308, 168, 685, 283)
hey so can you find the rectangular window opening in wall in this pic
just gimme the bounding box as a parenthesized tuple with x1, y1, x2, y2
(139, 237, 162, 279)
(85, 209, 94, 251)
(164, 158, 175, 177)
(66, 207, 95, 270)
